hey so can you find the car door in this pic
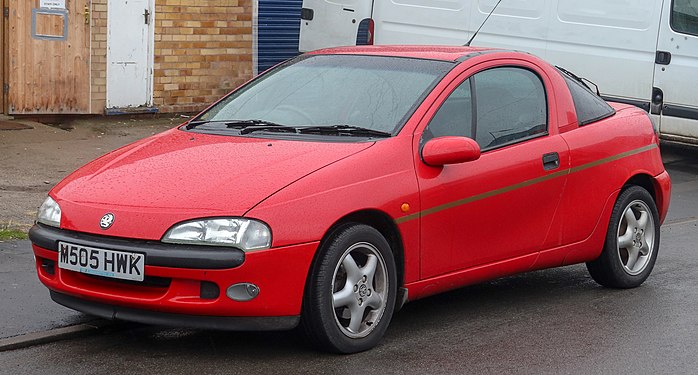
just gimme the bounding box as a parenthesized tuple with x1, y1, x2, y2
(653, 0, 698, 140)
(415, 62, 570, 279)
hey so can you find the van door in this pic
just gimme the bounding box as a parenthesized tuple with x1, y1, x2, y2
(654, 0, 698, 141)
(547, 0, 661, 108)
(299, 0, 373, 52)
(465, 0, 547, 54)
(373, 0, 472, 45)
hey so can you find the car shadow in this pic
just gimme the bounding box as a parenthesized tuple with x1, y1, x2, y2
(94, 264, 614, 356)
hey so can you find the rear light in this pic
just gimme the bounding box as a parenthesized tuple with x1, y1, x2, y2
(356, 18, 374, 46)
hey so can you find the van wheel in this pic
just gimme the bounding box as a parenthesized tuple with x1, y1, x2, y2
(302, 224, 397, 354)
(587, 186, 660, 288)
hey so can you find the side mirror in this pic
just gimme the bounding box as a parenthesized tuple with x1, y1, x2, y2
(421, 136, 481, 167)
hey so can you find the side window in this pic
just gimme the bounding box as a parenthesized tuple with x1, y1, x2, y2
(422, 79, 473, 143)
(474, 68, 547, 150)
(558, 69, 615, 126)
(672, 0, 698, 37)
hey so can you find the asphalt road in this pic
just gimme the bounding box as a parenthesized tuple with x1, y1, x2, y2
(0, 145, 696, 374)
(0, 240, 96, 339)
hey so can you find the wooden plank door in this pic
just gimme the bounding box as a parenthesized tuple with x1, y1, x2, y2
(8, 0, 90, 114)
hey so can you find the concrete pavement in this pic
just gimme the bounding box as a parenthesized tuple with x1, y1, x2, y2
(0, 115, 185, 229)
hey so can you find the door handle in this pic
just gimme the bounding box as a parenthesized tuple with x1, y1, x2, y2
(301, 8, 314, 20)
(655, 51, 672, 65)
(542, 152, 560, 171)
(144, 8, 151, 25)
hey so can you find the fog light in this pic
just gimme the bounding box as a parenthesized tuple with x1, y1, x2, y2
(226, 283, 260, 302)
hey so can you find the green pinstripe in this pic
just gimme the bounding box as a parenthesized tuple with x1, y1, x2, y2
(394, 144, 657, 224)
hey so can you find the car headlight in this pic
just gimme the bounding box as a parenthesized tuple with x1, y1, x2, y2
(37, 196, 62, 227)
(162, 218, 271, 251)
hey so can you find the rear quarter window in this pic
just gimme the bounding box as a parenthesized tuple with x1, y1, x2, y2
(559, 70, 616, 126)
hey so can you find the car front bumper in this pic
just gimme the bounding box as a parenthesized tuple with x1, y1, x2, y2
(29, 224, 318, 330)
(50, 291, 300, 331)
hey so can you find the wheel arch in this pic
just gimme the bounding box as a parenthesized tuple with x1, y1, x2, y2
(319, 209, 405, 289)
(302, 209, 406, 312)
(623, 173, 660, 208)
(562, 173, 660, 266)
(585, 184, 660, 288)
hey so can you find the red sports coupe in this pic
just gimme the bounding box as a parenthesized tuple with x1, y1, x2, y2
(30, 46, 671, 353)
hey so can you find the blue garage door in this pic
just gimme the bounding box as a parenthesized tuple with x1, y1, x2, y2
(257, 0, 303, 73)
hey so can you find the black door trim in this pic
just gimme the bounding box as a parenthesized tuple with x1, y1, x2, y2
(601, 96, 651, 112)
(663, 104, 698, 121)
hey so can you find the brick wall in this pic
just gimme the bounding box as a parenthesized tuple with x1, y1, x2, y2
(153, 0, 254, 113)
(89, 0, 253, 114)
(91, 0, 108, 113)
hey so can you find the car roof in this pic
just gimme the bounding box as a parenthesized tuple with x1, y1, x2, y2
(307, 45, 498, 62)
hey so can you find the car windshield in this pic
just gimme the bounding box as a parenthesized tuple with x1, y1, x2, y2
(192, 54, 453, 136)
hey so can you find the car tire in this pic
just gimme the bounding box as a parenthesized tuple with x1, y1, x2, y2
(301, 223, 397, 354)
(586, 185, 660, 288)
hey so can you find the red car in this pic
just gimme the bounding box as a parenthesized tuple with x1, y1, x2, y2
(30, 46, 671, 353)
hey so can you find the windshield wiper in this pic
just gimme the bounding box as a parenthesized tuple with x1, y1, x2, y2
(298, 125, 392, 138)
(187, 120, 286, 130)
(239, 125, 300, 135)
(185, 119, 216, 130)
(186, 119, 288, 130)
(224, 119, 286, 128)
(223, 120, 301, 135)
(186, 119, 298, 134)
(188, 121, 392, 138)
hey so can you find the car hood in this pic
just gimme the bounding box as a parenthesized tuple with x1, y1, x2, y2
(53, 128, 373, 239)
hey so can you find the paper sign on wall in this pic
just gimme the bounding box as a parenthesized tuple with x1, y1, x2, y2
(39, 0, 66, 9)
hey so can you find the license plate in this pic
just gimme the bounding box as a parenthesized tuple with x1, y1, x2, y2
(58, 242, 145, 282)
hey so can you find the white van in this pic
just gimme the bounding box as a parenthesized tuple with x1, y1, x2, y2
(299, 0, 698, 145)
